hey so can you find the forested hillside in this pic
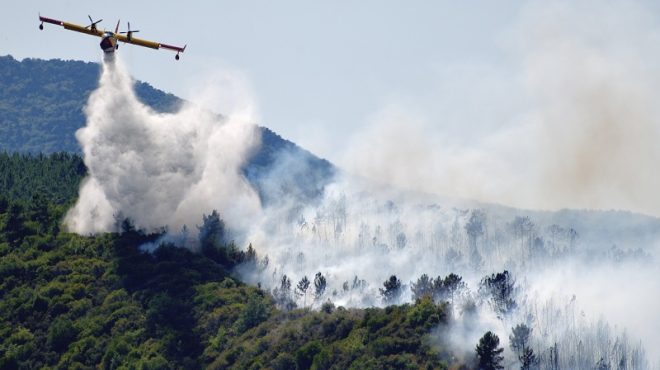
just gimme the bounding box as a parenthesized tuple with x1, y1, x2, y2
(0, 153, 461, 369)
(0, 152, 85, 204)
(3, 55, 656, 369)
(0, 55, 335, 205)
(0, 55, 179, 153)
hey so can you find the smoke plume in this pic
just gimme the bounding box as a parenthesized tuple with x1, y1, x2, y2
(341, 0, 660, 217)
(63, 1, 660, 366)
(65, 56, 261, 235)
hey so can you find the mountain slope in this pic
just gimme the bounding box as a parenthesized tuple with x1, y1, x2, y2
(0, 153, 457, 369)
(0, 55, 179, 153)
(0, 55, 335, 204)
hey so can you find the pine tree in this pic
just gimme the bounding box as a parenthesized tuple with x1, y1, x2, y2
(476, 331, 504, 370)
(296, 276, 311, 308)
(479, 270, 517, 318)
(510, 323, 537, 369)
(379, 275, 402, 304)
(313, 272, 327, 301)
(411, 273, 433, 300)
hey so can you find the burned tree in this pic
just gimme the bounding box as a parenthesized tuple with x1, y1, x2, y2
(510, 323, 537, 370)
(296, 276, 311, 308)
(313, 272, 327, 301)
(479, 270, 518, 318)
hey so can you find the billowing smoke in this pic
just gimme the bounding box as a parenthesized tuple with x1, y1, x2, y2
(65, 56, 261, 235)
(63, 1, 660, 367)
(341, 0, 660, 217)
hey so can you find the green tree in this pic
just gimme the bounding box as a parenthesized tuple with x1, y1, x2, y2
(435, 273, 467, 305)
(47, 318, 78, 353)
(237, 294, 269, 332)
(198, 210, 227, 263)
(411, 273, 433, 300)
(296, 340, 322, 370)
(272, 353, 296, 370)
(476, 331, 504, 370)
(2, 202, 26, 247)
(379, 275, 402, 304)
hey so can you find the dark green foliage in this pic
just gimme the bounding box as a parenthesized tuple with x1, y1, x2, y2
(0, 152, 85, 204)
(379, 275, 402, 304)
(198, 210, 228, 263)
(212, 296, 452, 369)
(236, 293, 270, 332)
(1, 202, 27, 247)
(296, 340, 322, 369)
(0, 56, 336, 207)
(411, 273, 467, 304)
(320, 300, 335, 314)
(437, 273, 467, 304)
(197, 210, 257, 269)
(411, 273, 434, 300)
(272, 353, 296, 370)
(476, 331, 504, 370)
(0, 154, 465, 369)
(46, 318, 78, 352)
(0, 55, 179, 153)
(199, 210, 226, 248)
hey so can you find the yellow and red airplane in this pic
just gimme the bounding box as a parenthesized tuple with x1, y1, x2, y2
(39, 15, 186, 60)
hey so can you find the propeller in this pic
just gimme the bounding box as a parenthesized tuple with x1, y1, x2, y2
(85, 15, 102, 30)
(120, 22, 140, 39)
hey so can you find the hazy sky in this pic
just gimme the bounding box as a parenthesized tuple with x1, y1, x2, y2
(3, 0, 525, 161)
(6, 0, 660, 215)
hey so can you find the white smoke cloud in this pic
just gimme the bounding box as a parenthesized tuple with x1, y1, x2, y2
(65, 56, 262, 235)
(61, 1, 660, 366)
(340, 0, 660, 217)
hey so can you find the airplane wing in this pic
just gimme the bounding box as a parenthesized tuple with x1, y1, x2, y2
(39, 16, 104, 37)
(116, 33, 186, 53)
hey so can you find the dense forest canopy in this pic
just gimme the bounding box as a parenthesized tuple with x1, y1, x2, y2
(1, 56, 658, 369)
(0, 55, 335, 206)
(0, 55, 179, 153)
(0, 153, 459, 369)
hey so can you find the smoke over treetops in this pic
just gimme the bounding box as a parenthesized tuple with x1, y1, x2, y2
(340, 0, 660, 218)
(65, 57, 262, 236)
(64, 1, 660, 367)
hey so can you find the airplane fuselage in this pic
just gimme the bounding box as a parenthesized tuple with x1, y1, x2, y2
(38, 15, 186, 60)
(99, 32, 118, 53)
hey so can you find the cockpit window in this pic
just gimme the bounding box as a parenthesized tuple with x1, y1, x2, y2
(100, 37, 113, 50)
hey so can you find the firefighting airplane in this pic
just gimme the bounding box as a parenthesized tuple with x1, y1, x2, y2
(38, 15, 186, 60)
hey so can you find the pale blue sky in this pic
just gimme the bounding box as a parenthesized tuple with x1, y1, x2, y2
(2, 1, 530, 161)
